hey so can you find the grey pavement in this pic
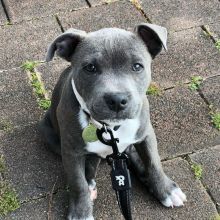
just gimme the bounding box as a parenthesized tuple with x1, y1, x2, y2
(0, 0, 219, 219)
(0, 2, 7, 24)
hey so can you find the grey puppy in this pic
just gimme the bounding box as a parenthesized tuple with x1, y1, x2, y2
(39, 23, 186, 220)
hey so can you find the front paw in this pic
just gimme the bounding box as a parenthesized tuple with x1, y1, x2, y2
(161, 186, 186, 208)
(149, 177, 186, 208)
(89, 179, 97, 201)
(67, 195, 94, 220)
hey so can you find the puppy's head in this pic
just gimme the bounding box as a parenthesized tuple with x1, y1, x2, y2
(46, 24, 167, 122)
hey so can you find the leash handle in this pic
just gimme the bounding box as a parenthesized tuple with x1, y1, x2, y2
(96, 126, 133, 220)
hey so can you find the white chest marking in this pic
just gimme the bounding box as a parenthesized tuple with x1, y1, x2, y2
(78, 110, 140, 158)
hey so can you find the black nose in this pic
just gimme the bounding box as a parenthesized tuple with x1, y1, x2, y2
(104, 93, 129, 112)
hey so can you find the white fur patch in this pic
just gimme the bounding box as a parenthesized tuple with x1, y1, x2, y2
(161, 187, 187, 208)
(86, 119, 140, 158)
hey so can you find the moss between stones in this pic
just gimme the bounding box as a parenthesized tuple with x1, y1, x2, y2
(188, 76, 203, 91)
(0, 120, 13, 133)
(146, 82, 162, 96)
(211, 112, 220, 130)
(191, 163, 203, 179)
(21, 60, 51, 110)
(215, 40, 220, 51)
(0, 181, 20, 216)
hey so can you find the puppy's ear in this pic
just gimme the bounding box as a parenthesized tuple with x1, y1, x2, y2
(46, 28, 87, 62)
(134, 23, 167, 58)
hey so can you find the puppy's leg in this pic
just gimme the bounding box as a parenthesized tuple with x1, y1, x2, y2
(39, 110, 61, 155)
(85, 155, 101, 201)
(61, 144, 93, 220)
(129, 123, 186, 208)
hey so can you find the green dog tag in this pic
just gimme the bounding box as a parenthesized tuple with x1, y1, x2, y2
(82, 123, 98, 143)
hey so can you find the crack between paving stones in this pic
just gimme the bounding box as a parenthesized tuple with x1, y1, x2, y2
(86, 0, 122, 8)
(85, 0, 91, 7)
(129, 0, 152, 23)
(0, 6, 89, 26)
(161, 151, 195, 162)
(184, 155, 219, 212)
(55, 15, 64, 33)
(201, 25, 216, 43)
(20, 186, 64, 205)
(197, 88, 211, 106)
(0, 0, 11, 22)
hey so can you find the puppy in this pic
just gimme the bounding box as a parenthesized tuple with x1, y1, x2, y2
(39, 23, 186, 220)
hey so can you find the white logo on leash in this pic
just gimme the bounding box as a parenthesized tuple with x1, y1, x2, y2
(116, 175, 125, 186)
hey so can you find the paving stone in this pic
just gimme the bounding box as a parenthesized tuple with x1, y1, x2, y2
(59, 0, 145, 32)
(0, 16, 61, 70)
(190, 145, 220, 212)
(1, 123, 65, 202)
(5, 190, 68, 220)
(94, 158, 218, 219)
(200, 76, 220, 109)
(36, 60, 70, 98)
(208, 23, 220, 40)
(7, 158, 217, 219)
(0, 68, 42, 128)
(152, 27, 220, 88)
(140, 0, 220, 32)
(148, 85, 220, 159)
(5, 0, 87, 22)
(88, 0, 115, 6)
(0, 2, 7, 24)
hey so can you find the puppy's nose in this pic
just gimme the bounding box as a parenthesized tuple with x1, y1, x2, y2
(104, 93, 129, 112)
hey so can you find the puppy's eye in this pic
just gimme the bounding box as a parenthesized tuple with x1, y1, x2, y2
(84, 64, 97, 73)
(132, 63, 144, 72)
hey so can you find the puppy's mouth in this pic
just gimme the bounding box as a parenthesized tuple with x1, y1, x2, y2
(88, 104, 141, 128)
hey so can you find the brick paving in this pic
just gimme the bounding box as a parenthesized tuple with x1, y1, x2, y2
(0, 0, 219, 219)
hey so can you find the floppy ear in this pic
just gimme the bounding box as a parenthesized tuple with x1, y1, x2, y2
(134, 23, 167, 58)
(46, 28, 87, 62)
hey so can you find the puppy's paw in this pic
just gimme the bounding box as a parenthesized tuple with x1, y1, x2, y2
(88, 179, 97, 201)
(161, 187, 186, 208)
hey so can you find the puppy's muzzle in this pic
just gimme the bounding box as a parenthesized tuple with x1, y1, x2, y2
(104, 92, 130, 112)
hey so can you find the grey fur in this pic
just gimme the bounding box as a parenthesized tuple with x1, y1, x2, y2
(39, 23, 185, 219)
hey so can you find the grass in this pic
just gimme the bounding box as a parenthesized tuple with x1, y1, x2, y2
(0, 120, 13, 133)
(146, 83, 162, 96)
(191, 163, 203, 179)
(215, 40, 220, 51)
(211, 112, 220, 130)
(30, 73, 45, 98)
(39, 99, 51, 110)
(189, 76, 203, 91)
(21, 61, 39, 73)
(22, 61, 51, 110)
(0, 181, 20, 216)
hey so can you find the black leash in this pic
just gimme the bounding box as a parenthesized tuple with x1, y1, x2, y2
(96, 126, 133, 220)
